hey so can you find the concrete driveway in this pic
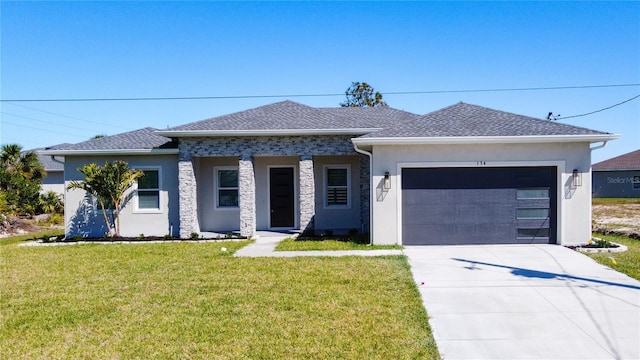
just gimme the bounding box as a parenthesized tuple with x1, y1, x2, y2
(404, 244, 640, 360)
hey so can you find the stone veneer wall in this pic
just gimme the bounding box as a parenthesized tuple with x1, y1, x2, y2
(178, 160, 200, 238)
(298, 155, 315, 232)
(177, 135, 359, 237)
(359, 154, 371, 233)
(238, 156, 256, 237)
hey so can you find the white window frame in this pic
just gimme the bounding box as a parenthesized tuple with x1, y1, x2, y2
(323, 164, 351, 209)
(214, 166, 239, 210)
(134, 167, 162, 213)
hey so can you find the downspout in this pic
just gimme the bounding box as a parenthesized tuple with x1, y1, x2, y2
(353, 142, 373, 245)
(590, 141, 608, 152)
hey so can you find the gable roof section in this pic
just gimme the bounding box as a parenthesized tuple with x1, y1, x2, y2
(353, 102, 618, 145)
(41, 128, 177, 156)
(26, 143, 70, 171)
(592, 149, 640, 170)
(157, 100, 420, 136)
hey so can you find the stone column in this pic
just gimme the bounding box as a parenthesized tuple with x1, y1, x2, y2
(299, 155, 315, 233)
(178, 157, 200, 238)
(238, 155, 256, 237)
(359, 154, 370, 234)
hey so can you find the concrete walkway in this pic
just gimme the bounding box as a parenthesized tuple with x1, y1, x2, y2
(233, 231, 403, 257)
(404, 244, 640, 360)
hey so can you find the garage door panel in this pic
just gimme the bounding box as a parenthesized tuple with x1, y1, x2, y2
(402, 167, 556, 245)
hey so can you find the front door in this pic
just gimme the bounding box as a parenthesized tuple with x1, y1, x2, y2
(270, 167, 295, 228)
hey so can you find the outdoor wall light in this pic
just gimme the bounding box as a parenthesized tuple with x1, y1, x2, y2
(572, 169, 582, 187)
(383, 171, 391, 190)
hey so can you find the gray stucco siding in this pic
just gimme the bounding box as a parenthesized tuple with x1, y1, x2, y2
(195, 157, 240, 232)
(41, 171, 65, 195)
(313, 155, 362, 235)
(64, 155, 179, 238)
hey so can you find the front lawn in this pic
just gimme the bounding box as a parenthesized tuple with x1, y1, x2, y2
(275, 237, 403, 251)
(586, 233, 640, 281)
(1, 236, 437, 359)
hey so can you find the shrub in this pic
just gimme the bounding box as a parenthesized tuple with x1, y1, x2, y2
(190, 232, 200, 240)
(37, 191, 64, 214)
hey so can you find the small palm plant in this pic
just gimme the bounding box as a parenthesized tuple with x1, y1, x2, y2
(67, 160, 143, 237)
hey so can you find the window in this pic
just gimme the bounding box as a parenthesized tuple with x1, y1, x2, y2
(216, 167, 239, 208)
(516, 208, 549, 219)
(325, 165, 350, 208)
(137, 169, 160, 210)
(517, 228, 550, 238)
(517, 188, 549, 199)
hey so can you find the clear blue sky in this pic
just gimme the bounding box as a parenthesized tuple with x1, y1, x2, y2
(1, 1, 638, 163)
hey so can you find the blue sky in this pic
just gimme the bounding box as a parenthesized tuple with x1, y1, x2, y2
(1, 1, 638, 163)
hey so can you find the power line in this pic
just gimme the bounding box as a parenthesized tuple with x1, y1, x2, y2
(1, 120, 89, 138)
(1, 83, 638, 102)
(556, 94, 640, 120)
(1, 111, 102, 134)
(4, 102, 132, 130)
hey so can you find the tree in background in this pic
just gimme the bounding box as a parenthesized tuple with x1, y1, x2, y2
(0, 144, 46, 214)
(340, 82, 388, 108)
(67, 161, 143, 237)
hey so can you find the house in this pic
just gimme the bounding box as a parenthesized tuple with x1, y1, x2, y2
(592, 149, 640, 198)
(27, 144, 69, 195)
(42, 101, 618, 245)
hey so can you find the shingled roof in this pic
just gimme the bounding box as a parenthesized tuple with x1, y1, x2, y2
(43, 101, 616, 155)
(360, 102, 612, 138)
(26, 143, 71, 171)
(163, 100, 420, 132)
(42, 128, 176, 154)
(593, 149, 640, 170)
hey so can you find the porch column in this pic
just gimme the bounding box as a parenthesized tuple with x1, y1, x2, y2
(238, 155, 256, 237)
(178, 157, 200, 238)
(299, 154, 315, 233)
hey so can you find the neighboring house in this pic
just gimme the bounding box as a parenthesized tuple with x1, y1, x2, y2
(592, 149, 640, 198)
(42, 101, 618, 245)
(28, 144, 69, 195)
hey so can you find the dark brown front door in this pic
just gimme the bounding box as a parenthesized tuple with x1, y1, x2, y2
(270, 167, 295, 228)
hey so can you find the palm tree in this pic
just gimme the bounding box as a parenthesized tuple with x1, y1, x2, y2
(0, 144, 46, 214)
(67, 160, 143, 237)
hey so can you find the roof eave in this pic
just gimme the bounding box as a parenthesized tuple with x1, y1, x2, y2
(156, 128, 382, 137)
(592, 168, 639, 172)
(39, 149, 179, 156)
(352, 134, 620, 146)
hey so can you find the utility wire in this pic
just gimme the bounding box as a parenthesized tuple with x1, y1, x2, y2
(1, 111, 103, 134)
(557, 94, 640, 120)
(1, 120, 89, 138)
(1, 83, 638, 102)
(3, 102, 132, 130)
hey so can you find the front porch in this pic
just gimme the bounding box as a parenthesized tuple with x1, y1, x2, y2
(177, 136, 370, 238)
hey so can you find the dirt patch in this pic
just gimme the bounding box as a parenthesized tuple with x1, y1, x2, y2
(0, 215, 61, 238)
(592, 202, 640, 239)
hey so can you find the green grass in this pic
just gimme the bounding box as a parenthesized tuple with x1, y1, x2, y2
(586, 233, 640, 281)
(1, 235, 438, 359)
(592, 198, 640, 205)
(0, 229, 64, 246)
(275, 237, 403, 251)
